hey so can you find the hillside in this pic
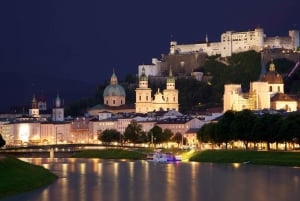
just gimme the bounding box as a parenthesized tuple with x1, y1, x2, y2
(55, 51, 300, 115)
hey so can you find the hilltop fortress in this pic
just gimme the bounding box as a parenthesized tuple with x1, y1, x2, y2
(169, 28, 299, 57)
(139, 28, 300, 79)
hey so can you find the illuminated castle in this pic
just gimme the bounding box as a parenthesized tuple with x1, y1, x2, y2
(170, 28, 299, 57)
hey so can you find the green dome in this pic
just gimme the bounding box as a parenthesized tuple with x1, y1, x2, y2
(103, 84, 126, 97)
(103, 70, 126, 97)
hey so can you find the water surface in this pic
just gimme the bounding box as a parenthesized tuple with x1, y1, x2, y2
(1, 158, 300, 201)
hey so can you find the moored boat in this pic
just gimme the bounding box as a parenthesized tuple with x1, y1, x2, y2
(150, 152, 181, 162)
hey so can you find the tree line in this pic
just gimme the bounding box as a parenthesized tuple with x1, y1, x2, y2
(197, 110, 300, 150)
(98, 121, 187, 147)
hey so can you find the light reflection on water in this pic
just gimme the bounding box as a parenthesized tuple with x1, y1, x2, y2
(1, 158, 300, 201)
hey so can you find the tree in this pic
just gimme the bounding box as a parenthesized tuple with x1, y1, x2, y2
(279, 113, 300, 150)
(172, 132, 184, 147)
(98, 129, 121, 144)
(197, 123, 217, 143)
(0, 134, 6, 148)
(147, 126, 173, 146)
(162, 129, 173, 143)
(215, 110, 235, 149)
(124, 120, 147, 144)
(148, 125, 163, 145)
(231, 110, 257, 150)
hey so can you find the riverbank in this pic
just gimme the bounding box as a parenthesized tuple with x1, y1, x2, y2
(189, 150, 300, 167)
(72, 148, 147, 160)
(73, 148, 300, 167)
(0, 156, 58, 199)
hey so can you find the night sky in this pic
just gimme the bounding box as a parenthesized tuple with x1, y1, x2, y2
(0, 0, 299, 110)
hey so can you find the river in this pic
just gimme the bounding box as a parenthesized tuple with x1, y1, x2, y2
(1, 158, 300, 201)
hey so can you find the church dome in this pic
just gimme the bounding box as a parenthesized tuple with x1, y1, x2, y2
(261, 63, 283, 84)
(103, 85, 126, 96)
(103, 71, 126, 97)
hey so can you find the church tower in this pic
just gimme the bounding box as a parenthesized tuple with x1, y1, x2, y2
(163, 68, 179, 111)
(52, 93, 64, 122)
(261, 63, 284, 97)
(29, 95, 40, 117)
(135, 67, 152, 113)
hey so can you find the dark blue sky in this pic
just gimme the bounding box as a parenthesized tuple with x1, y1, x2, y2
(0, 0, 299, 85)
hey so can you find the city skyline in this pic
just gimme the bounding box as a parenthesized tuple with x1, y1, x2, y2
(0, 0, 299, 110)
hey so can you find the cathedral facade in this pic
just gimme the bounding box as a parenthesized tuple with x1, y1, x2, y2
(135, 68, 179, 113)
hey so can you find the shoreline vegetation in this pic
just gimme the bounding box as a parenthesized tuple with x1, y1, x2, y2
(190, 150, 300, 167)
(73, 148, 300, 167)
(0, 156, 58, 199)
(1, 148, 300, 199)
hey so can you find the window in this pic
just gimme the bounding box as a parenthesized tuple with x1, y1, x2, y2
(277, 86, 280, 92)
(269, 86, 272, 92)
(139, 96, 141, 101)
(146, 96, 148, 101)
(113, 100, 115, 104)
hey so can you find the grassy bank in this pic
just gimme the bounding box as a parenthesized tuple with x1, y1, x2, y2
(189, 150, 300, 167)
(72, 148, 147, 160)
(0, 156, 57, 199)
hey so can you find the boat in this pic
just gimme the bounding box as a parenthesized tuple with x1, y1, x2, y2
(149, 152, 181, 162)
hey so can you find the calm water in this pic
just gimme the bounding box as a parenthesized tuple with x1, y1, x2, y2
(1, 158, 300, 201)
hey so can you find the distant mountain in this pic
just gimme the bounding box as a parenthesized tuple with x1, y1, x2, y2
(0, 71, 97, 113)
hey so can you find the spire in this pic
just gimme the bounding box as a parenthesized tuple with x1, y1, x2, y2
(167, 66, 175, 83)
(110, 68, 118, 85)
(55, 92, 61, 108)
(269, 61, 276, 72)
(205, 33, 208, 43)
(32, 94, 38, 109)
(169, 67, 173, 77)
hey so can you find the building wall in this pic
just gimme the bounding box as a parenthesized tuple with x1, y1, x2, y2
(117, 118, 132, 134)
(89, 120, 117, 143)
(223, 84, 242, 111)
(271, 101, 298, 112)
(104, 95, 125, 107)
(250, 82, 270, 110)
(138, 59, 162, 77)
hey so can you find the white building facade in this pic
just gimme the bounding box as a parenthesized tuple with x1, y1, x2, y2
(170, 28, 299, 57)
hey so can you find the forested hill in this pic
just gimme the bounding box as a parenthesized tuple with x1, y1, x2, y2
(65, 50, 300, 115)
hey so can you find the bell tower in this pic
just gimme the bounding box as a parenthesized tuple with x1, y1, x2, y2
(52, 93, 64, 122)
(135, 67, 152, 113)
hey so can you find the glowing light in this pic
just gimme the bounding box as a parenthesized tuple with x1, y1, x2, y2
(80, 163, 86, 174)
(19, 124, 30, 142)
(232, 163, 241, 168)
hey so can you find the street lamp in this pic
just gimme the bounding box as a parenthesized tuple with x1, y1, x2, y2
(151, 131, 153, 146)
